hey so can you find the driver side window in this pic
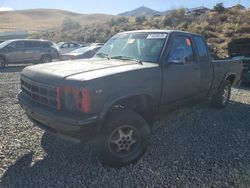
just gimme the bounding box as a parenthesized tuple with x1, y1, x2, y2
(168, 36, 194, 64)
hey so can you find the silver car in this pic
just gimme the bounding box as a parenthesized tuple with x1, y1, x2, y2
(0, 39, 59, 69)
(59, 45, 102, 61)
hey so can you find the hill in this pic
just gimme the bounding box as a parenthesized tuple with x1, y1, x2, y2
(0, 9, 115, 32)
(41, 5, 249, 58)
(119, 6, 161, 16)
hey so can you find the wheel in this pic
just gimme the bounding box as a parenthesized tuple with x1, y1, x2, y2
(0, 57, 6, 69)
(210, 80, 231, 109)
(95, 108, 151, 167)
(40, 55, 52, 63)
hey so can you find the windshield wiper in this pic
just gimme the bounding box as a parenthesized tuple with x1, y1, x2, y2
(95, 52, 110, 60)
(111, 55, 143, 65)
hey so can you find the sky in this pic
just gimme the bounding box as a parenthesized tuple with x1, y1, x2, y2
(0, 0, 249, 14)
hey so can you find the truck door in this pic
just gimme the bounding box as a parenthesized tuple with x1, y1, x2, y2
(161, 34, 201, 107)
(193, 36, 213, 94)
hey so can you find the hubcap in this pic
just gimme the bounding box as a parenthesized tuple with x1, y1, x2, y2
(42, 57, 50, 63)
(43, 58, 49, 63)
(222, 86, 229, 104)
(108, 125, 138, 156)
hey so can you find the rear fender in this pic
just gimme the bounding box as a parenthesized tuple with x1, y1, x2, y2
(223, 72, 236, 85)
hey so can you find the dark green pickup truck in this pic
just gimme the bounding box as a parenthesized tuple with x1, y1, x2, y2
(18, 30, 242, 167)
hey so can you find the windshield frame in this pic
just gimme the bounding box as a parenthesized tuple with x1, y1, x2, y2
(96, 32, 168, 64)
(0, 40, 13, 49)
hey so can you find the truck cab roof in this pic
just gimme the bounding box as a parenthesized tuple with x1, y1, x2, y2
(119, 30, 202, 36)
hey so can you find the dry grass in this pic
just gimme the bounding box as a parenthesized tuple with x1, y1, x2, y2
(0, 9, 115, 32)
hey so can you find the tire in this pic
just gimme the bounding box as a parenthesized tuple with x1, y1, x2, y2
(95, 108, 151, 167)
(40, 55, 52, 63)
(210, 80, 231, 109)
(0, 57, 6, 69)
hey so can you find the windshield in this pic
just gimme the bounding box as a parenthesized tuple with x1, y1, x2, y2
(96, 32, 167, 63)
(0, 40, 12, 49)
(56, 42, 64, 46)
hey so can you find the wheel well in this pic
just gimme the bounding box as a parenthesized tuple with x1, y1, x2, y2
(226, 74, 235, 84)
(111, 95, 154, 125)
(41, 54, 52, 58)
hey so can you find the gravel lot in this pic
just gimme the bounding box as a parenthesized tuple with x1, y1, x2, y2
(0, 65, 250, 187)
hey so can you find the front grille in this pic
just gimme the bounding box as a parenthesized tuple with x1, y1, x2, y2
(243, 60, 250, 72)
(21, 77, 58, 109)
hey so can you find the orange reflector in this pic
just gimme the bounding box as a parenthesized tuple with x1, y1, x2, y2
(186, 38, 191, 46)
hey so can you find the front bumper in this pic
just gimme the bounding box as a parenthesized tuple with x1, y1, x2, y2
(18, 91, 100, 142)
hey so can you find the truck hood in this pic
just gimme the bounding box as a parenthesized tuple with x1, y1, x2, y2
(21, 58, 156, 85)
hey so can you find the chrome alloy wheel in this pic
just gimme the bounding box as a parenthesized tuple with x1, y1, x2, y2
(108, 125, 139, 156)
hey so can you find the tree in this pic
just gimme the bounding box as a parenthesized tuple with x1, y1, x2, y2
(213, 3, 225, 13)
(61, 17, 81, 32)
(135, 16, 146, 24)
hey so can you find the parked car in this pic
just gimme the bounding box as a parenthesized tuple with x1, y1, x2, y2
(57, 42, 80, 54)
(18, 30, 242, 167)
(89, 43, 104, 46)
(228, 38, 250, 83)
(0, 39, 59, 69)
(59, 45, 102, 61)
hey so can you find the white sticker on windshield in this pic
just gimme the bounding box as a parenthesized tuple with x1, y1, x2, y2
(146, 34, 167, 39)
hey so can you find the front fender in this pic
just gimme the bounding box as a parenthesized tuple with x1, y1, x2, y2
(97, 91, 154, 131)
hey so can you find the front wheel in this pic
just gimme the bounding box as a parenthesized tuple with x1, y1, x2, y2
(210, 80, 231, 108)
(95, 109, 151, 167)
(40, 55, 52, 64)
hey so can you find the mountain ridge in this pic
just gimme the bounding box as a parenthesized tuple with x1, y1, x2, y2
(118, 6, 162, 16)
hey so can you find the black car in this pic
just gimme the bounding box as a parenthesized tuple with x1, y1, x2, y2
(59, 45, 102, 61)
(228, 38, 250, 83)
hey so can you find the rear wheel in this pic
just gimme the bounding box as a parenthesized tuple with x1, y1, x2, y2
(210, 80, 231, 108)
(0, 57, 6, 69)
(95, 109, 151, 167)
(40, 55, 52, 63)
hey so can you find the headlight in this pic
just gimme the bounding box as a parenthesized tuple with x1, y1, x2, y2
(56, 86, 91, 113)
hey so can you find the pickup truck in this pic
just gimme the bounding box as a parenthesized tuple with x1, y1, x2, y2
(18, 30, 242, 167)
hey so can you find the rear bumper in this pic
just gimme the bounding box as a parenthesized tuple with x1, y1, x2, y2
(18, 91, 100, 142)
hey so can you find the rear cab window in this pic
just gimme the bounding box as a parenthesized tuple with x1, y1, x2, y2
(193, 36, 210, 61)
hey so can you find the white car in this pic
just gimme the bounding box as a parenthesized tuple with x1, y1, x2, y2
(57, 42, 80, 54)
